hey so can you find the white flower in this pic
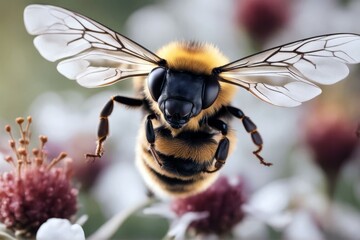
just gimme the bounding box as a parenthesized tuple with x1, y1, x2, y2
(143, 202, 208, 240)
(143, 176, 247, 239)
(36, 218, 85, 240)
(146, 176, 360, 240)
(244, 177, 360, 240)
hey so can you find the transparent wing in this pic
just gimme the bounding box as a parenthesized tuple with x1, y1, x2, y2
(217, 34, 360, 107)
(24, 4, 165, 88)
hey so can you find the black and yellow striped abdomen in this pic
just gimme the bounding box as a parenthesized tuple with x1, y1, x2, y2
(136, 122, 223, 198)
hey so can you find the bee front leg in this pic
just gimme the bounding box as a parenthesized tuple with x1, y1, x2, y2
(227, 106, 272, 166)
(205, 119, 230, 173)
(85, 96, 143, 160)
(145, 114, 162, 167)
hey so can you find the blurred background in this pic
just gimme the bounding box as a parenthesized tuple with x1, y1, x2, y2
(0, 0, 359, 239)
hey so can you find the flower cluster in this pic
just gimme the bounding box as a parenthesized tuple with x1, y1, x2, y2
(235, 0, 290, 45)
(303, 104, 359, 197)
(171, 176, 247, 237)
(0, 117, 78, 237)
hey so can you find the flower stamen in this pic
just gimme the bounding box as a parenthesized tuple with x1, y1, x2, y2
(4, 155, 15, 167)
(39, 135, 48, 161)
(0, 116, 78, 237)
(47, 152, 68, 170)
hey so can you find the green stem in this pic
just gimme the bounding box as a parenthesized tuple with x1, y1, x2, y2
(325, 170, 339, 201)
(87, 197, 156, 240)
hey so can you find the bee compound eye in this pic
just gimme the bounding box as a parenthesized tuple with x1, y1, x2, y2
(147, 67, 167, 101)
(202, 77, 220, 109)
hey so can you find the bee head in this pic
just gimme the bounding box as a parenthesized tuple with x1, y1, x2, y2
(148, 67, 220, 129)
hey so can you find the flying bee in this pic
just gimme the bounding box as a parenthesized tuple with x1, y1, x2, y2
(24, 4, 360, 197)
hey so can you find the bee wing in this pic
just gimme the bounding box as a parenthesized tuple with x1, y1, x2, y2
(24, 4, 164, 88)
(217, 34, 360, 107)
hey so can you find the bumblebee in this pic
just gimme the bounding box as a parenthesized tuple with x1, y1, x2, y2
(24, 4, 360, 197)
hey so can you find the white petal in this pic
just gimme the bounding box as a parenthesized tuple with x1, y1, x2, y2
(283, 211, 325, 240)
(0, 223, 16, 240)
(143, 202, 177, 220)
(326, 203, 360, 239)
(247, 179, 291, 215)
(36, 218, 85, 240)
(243, 205, 293, 230)
(144, 203, 209, 240)
(167, 212, 209, 240)
(233, 217, 269, 240)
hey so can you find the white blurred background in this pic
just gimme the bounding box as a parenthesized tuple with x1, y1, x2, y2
(0, 0, 359, 239)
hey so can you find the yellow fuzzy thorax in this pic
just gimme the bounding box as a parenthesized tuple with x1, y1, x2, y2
(146, 41, 237, 133)
(157, 41, 228, 75)
(134, 41, 237, 134)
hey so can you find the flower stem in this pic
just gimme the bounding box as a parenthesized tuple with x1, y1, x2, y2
(325, 170, 339, 201)
(87, 197, 156, 240)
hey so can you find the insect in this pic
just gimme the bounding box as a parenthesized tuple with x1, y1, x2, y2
(24, 4, 360, 197)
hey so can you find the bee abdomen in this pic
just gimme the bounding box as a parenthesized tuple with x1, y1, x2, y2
(136, 126, 220, 196)
(139, 152, 215, 195)
(154, 127, 219, 163)
(156, 151, 212, 176)
(145, 160, 197, 192)
(140, 144, 212, 177)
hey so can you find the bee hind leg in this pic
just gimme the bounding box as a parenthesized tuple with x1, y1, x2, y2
(85, 96, 143, 160)
(227, 106, 272, 166)
(205, 118, 230, 173)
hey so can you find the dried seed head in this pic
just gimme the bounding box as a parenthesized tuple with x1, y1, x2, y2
(40, 135, 48, 144)
(5, 156, 13, 164)
(35, 157, 43, 167)
(59, 152, 67, 158)
(16, 117, 25, 125)
(19, 138, 28, 145)
(9, 140, 16, 148)
(18, 148, 27, 156)
(47, 152, 68, 170)
(32, 148, 39, 156)
(5, 125, 11, 132)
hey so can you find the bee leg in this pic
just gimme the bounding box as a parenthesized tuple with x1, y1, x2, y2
(227, 106, 272, 166)
(85, 96, 143, 160)
(146, 114, 162, 167)
(205, 119, 230, 173)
